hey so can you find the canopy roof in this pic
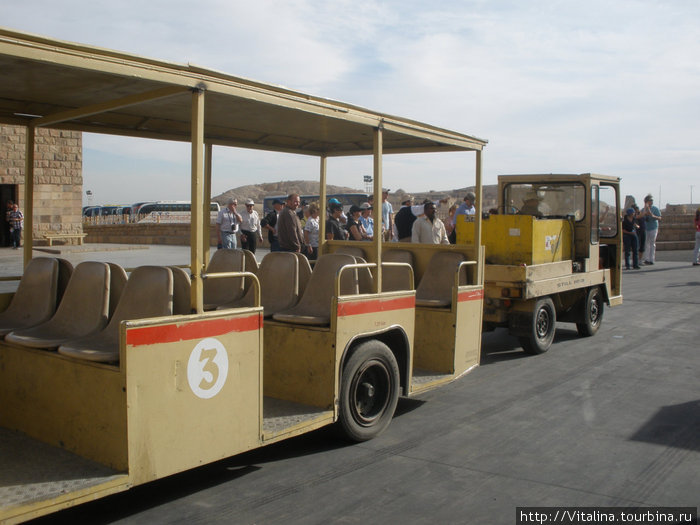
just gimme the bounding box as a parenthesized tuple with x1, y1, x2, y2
(0, 28, 487, 157)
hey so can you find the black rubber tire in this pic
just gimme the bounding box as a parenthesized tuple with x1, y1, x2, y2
(518, 297, 556, 354)
(338, 340, 400, 442)
(576, 286, 604, 337)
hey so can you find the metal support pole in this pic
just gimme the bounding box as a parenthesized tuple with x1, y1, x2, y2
(203, 143, 213, 266)
(318, 155, 327, 257)
(373, 125, 383, 293)
(475, 149, 484, 286)
(23, 125, 35, 268)
(190, 89, 205, 313)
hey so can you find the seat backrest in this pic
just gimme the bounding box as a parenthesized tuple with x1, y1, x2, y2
(241, 249, 259, 293)
(57, 266, 173, 363)
(0, 257, 59, 336)
(170, 266, 192, 315)
(101, 266, 174, 341)
(257, 252, 299, 316)
(382, 249, 414, 292)
(415, 252, 465, 307)
(203, 249, 245, 309)
(295, 253, 312, 298)
(56, 258, 74, 307)
(107, 263, 128, 318)
(53, 261, 110, 330)
(272, 253, 356, 325)
(335, 245, 366, 259)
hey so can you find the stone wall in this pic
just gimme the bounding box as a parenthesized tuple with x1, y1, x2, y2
(0, 125, 83, 243)
(84, 223, 220, 247)
(656, 213, 696, 250)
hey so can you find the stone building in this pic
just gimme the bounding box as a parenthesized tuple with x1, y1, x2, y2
(0, 124, 83, 246)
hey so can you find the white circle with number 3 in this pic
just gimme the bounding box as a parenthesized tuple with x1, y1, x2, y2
(187, 338, 229, 399)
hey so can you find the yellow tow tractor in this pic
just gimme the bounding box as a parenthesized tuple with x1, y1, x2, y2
(458, 173, 622, 353)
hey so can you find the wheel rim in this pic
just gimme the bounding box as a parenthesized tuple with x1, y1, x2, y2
(535, 307, 552, 340)
(350, 359, 392, 427)
(589, 293, 601, 326)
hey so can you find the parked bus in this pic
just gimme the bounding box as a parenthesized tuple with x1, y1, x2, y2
(135, 200, 220, 223)
(82, 204, 131, 224)
(0, 28, 490, 523)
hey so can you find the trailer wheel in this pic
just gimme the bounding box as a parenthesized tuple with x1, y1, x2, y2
(576, 286, 604, 337)
(338, 340, 400, 442)
(518, 297, 556, 354)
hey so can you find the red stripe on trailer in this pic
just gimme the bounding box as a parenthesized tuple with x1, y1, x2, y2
(458, 289, 484, 302)
(127, 314, 261, 346)
(337, 295, 415, 317)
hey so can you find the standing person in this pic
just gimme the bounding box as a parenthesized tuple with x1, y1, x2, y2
(641, 194, 662, 265)
(261, 199, 284, 252)
(277, 193, 305, 253)
(239, 199, 263, 254)
(411, 201, 449, 244)
(622, 208, 640, 270)
(445, 203, 458, 244)
(345, 205, 367, 241)
(693, 208, 700, 266)
(303, 203, 320, 260)
(326, 203, 347, 240)
(394, 196, 416, 242)
(8, 203, 23, 249)
(453, 192, 476, 227)
(216, 198, 242, 249)
(381, 189, 393, 242)
(632, 204, 646, 262)
(359, 202, 374, 240)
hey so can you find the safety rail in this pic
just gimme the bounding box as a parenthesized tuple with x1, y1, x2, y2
(336, 262, 376, 297)
(456, 260, 477, 287)
(201, 270, 261, 308)
(381, 261, 415, 290)
(335, 262, 416, 296)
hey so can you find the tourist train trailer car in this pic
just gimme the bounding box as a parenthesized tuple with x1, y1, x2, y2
(0, 28, 487, 523)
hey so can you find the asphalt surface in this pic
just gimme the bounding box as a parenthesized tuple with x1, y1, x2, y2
(9, 245, 699, 525)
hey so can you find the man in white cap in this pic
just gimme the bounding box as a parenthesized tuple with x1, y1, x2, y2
(216, 197, 242, 249)
(239, 198, 263, 254)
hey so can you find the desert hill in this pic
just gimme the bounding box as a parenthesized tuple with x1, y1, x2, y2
(214, 180, 499, 210)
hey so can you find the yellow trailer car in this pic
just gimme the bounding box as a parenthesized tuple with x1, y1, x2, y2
(0, 28, 487, 523)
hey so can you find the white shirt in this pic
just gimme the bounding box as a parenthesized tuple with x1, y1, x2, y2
(303, 216, 320, 247)
(411, 216, 449, 244)
(239, 208, 260, 233)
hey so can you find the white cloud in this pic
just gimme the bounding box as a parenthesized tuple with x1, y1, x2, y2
(4, 0, 700, 207)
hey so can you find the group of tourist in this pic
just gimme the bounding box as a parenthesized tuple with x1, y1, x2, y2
(621, 194, 663, 270)
(217, 190, 700, 269)
(218, 190, 474, 260)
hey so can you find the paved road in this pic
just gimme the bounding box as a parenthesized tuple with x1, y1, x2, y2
(15, 246, 700, 525)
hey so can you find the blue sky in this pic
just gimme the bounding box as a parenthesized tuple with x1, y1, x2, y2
(4, 0, 700, 208)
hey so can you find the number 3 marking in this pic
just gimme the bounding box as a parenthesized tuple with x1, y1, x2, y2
(187, 338, 229, 399)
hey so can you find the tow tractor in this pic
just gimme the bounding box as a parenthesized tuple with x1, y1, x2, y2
(458, 173, 622, 353)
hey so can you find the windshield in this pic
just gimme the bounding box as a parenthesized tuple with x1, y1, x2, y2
(503, 182, 586, 220)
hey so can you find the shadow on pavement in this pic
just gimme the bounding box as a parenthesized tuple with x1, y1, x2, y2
(630, 399, 700, 452)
